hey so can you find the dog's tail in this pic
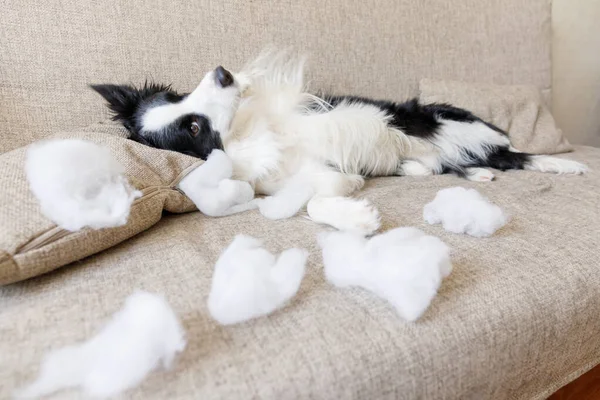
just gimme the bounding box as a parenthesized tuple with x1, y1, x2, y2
(475, 146, 587, 175)
(524, 154, 588, 174)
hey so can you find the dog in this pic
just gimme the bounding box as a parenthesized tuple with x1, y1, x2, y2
(91, 51, 587, 234)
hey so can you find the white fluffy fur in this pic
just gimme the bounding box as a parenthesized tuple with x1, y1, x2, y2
(425, 119, 510, 173)
(298, 101, 409, 177)
(15, 291, 185, 399)
(318, 228, 452, 322)
(423, 187, 508, 237)
(398, 159, 434, 176)
(525, 155, 588, 174)
(218, 50, 391, 233)
(466, 167, 495, 182)
(208, 235, 307, 325)
(179, 50, 586, 232)
(177, 149, 256, 216)
(142, 69, 240, 134)
(226, 51, 512, 185)
(253, 174, 315, 219)
(25, 139, 141, 231)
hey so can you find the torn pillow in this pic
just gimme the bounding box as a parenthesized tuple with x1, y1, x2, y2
(25, 139, 141, 232)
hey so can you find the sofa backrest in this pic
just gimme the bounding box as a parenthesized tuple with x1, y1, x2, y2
(0, 0, 551, 153)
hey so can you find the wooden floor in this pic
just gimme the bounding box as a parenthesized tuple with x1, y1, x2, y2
(547, 364, 600, 400)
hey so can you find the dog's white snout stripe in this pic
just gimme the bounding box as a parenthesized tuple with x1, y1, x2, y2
(141, 70, 239, 133)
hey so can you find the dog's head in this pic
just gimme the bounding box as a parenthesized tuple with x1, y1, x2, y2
(91, 66, 240, 160)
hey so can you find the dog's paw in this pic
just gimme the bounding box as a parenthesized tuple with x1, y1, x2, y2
(307, 196, 381, 235)
(526, 156, 588, 175)
(255, 196, 301, 220)
(466, 168, 495, 182)
(341, 200, 381, 235)
(398, 160, 433, 176)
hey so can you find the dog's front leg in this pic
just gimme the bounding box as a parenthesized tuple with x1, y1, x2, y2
(304, 170, 380, 235)
(254, 166, 367, 221)
(254, 175, 314, 220)
(178, 150, 256, 217)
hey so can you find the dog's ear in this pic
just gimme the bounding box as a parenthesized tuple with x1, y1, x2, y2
(90, 84, 141, 130)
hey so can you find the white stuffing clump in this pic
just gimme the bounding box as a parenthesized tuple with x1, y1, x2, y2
(178, 149, 256, 216)
(26, 139, 141, 231)
(423, 187, 507, 237)
(208, 235, 308, 325)
(15, 291, 186, 399)
(318, 227, 452, 322)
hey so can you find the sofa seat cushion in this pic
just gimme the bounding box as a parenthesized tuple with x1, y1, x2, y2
(1, 146, 598, 399)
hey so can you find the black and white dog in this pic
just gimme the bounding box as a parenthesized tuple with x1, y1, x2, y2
(92, 51, 587, 234)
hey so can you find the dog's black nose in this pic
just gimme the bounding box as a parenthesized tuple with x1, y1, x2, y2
(215, 66, 234, 88)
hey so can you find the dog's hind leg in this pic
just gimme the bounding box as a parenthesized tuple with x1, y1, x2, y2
(254, 164, 365, 220)
(524, 155, 587, 174)
(466, 167, 495, 182)
(477, 147, 587, 175)
(254, 176, 315, 220)
(311, 170, 365, 197)
(397, 160, 434, 176)
(302, 167, 378, 234)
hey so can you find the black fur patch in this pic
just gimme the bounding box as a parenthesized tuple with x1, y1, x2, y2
(439, 146, 531, 177)
(90, 82, 180, 132)
(320, 94, 528, 175)
(469, 146, 531, 170)
(143, 114, 224, 160)
(90, 82, 225, 159)
(320, 96, 500, 139)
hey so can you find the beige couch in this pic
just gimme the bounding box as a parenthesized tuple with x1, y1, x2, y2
(1, 1, 599, 399)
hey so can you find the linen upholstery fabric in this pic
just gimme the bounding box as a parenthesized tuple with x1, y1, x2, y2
(0, 123, 201, 285)
(4, 0, 597, 398)
(0, 0, 551, 153)
(1, 147, 598, 399)
(419, 79, 572, 155)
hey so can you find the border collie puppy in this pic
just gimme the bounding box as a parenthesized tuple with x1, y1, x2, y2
(92, 51, 587, 234)
(91, 66, 238, 160)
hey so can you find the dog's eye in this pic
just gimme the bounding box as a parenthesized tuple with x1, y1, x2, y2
(190, 122, 200, 136)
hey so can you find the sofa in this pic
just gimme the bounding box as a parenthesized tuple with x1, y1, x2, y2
(1, 1, 599, 399)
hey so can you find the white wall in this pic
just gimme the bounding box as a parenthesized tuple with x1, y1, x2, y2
(552, 0, 600, 147)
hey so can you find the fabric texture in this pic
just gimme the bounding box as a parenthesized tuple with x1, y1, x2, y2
(1, 146, 599, 400)
(0, 123, 201, 285)
(419, 78, 572, 154)
(4, 0, 598, 398)
(0, 0, 551, 153)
